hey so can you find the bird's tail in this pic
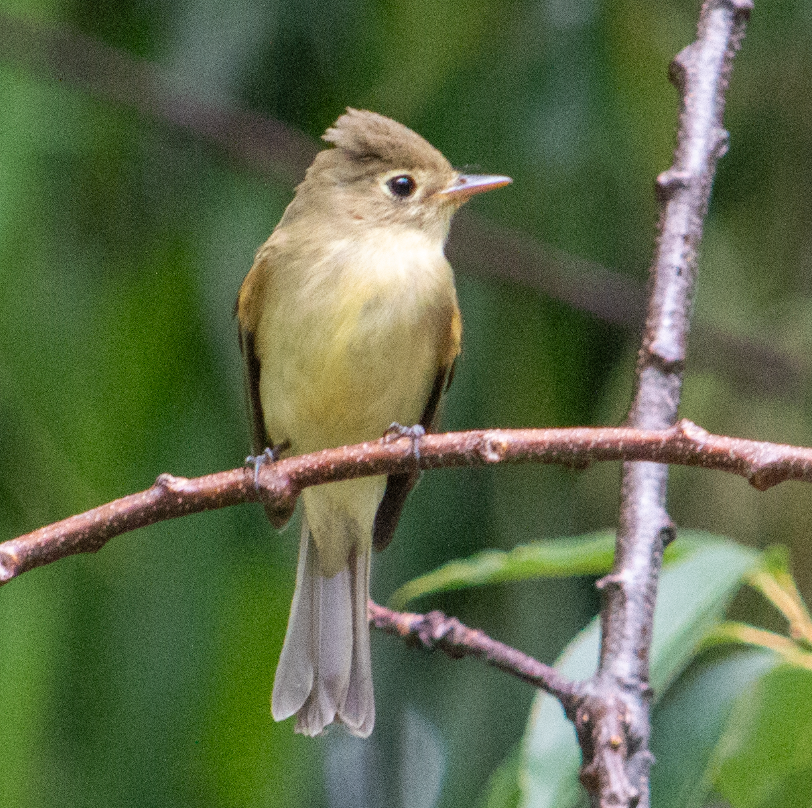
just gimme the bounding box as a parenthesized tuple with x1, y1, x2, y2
(271, 516, 374, 737)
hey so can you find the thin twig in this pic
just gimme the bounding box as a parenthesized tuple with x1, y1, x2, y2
(2, 418, 806, 586)
(368, 602, 577, 706)
(579, 2, 753, 806)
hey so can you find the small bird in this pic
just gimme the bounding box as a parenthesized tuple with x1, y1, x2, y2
(236, 108, 510, 737)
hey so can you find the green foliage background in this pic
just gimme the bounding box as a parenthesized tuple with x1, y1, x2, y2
(2, 0, 812, 805)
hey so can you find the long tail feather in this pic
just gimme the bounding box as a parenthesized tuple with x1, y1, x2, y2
(271, 517, 374, 737)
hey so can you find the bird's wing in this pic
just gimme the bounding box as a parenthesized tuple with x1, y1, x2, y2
(236, 243, 276, 458)
(372, 359, 455, 552)
(238, 322, 271, 457)
(236, 248, 296, 528)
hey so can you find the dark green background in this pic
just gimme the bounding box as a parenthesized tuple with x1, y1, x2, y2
(1, 0, 811, 805)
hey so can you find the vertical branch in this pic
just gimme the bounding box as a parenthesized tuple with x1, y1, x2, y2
(574, 2, 753, 806)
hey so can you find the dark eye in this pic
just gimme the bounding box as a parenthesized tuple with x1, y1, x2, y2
(386, 174, 417, 198)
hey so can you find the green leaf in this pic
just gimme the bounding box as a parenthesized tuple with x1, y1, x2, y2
(476, 745, 523, 808)
(648, 536, 761, 693)
(518, 534, 760, 808)
(712, 664, 812, 807)
(388, 531, 696, 610)
(760, 543, 793, 578)
(650, 646, 777, 808)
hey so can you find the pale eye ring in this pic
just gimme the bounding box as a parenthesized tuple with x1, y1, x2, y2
(386, 174, 417, 198)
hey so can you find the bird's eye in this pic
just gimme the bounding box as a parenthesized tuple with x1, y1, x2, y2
(386, 174, 417, 198)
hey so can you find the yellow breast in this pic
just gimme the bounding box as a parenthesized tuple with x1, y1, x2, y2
(254, 225, 460, 457)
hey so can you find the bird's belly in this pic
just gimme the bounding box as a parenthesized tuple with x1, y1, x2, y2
(258, 281, 447, 457)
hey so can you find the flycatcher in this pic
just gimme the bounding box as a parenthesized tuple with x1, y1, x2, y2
(236, 108, 510, 737)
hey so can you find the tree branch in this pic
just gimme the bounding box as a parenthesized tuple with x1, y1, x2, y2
(580, 2, 753, 806)
(368, 602, 578, 706)
(3, 418, 807, 586)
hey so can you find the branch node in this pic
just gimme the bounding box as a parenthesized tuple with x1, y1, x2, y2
(668, 46, 693, 90)
(0, 549, 18, 583)
(715, 128, 731, 160)
(747, 466, 780, 492)
(677, 418, 709, 443)
(422, 610, 450, 643)
(596, 571, 626, 592)
(724, 0, 754, 18)
(648, 337, 686, 371)
(661, 522, 677, 548)
(479, 432, 509, 463)
(654, 168, 691, 203)
(154, 472, 188, 494)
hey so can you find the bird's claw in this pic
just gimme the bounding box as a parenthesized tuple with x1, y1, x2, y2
(246, 442, 290, 489)
(382, 422, 426, 463)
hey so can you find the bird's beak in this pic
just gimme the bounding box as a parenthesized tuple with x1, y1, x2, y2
(436, 173, 512, 203)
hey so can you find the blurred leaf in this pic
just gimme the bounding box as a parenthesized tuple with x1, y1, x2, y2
(712, 664, 812, 808)
(650, 646, 777, 808)
(389, 531, 614, 609)
(648, 537, 761, 694)
(388, 531, 696, 609)
(519, 535, 760, 808)
(746, 545, 812, 647)
(760, 543, 793, 578)
(476, 744, 522, 808)
(703, 620, 812, 675)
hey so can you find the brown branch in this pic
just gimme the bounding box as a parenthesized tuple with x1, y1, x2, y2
(2, 418, 806, 585)
(0, 11, 801, 399)
(583, 2, 754, 807)
(368, 602, 577, 706)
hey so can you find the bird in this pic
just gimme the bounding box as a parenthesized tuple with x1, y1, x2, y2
(236, 108, 510, 737)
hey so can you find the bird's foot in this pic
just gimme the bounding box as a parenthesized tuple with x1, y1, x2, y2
(382, 423, 426, 463)
(246, 441, 290, 489)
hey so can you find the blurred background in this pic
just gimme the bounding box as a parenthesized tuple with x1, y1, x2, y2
(1, 0, 811, 805)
